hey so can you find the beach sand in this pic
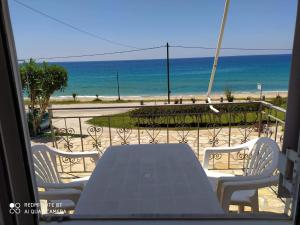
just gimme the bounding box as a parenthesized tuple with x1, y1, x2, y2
(47, 91, 288, 102)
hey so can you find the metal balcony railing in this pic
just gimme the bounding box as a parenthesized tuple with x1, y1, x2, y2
(47, 101, 285, 174)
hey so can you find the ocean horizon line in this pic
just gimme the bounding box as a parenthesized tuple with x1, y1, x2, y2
(47, 53, 292, 64)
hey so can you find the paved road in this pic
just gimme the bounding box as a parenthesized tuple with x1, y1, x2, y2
(49, 101, 184, 118)
(50, 102, 145, 118)
(50, 102, 163, 131)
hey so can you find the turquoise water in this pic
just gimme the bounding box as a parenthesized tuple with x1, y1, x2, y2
(52, 54, 291, 97)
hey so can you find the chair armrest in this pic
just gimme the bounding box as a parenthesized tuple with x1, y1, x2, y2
(203, 145, 249, 169)
(217, 175, 270, 186)
(203, 138, 259, 168)
(32, 144, 100, 162)
(218, 176, 279, 211)
(54, 150, 100, 162)
(38, 189, 81, 204)
(38, 182, 84, 191)
(216, 175, 276, 199)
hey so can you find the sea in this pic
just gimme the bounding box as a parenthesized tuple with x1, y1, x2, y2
(51, 54, 291, 97)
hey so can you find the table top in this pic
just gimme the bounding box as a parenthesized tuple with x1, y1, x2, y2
(75, 144, 224, 216)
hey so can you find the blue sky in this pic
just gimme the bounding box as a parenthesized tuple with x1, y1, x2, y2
(8, 0, 297, 61)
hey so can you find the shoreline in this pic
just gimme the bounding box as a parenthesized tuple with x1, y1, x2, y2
(43, 91, 288, 102)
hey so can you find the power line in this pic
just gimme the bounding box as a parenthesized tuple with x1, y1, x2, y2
(13, 0, 139, 49)
(20, 45, 165, 61)
(19, 43, 293, 61)
(19, 43, 292, 61)
(169, 45, 292, 51)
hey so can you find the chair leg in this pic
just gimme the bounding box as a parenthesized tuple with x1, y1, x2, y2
(251, 200, 259, 212)
(238, 205, 244, 213)
(250, 191, 259, 212)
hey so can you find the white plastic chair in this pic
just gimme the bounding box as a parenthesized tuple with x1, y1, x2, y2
(203, 137, 280, 212)
(32, 144, 100, 210)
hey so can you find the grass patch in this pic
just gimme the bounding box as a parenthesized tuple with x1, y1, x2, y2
(86, 103, 283, 130)
(87, 112, 135, 128)
(87, 111, 264, 130)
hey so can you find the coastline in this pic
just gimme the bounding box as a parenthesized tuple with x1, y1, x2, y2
(45, 90, 288, 102)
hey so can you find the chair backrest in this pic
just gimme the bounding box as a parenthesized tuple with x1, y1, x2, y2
(31, 144, 61, 186)
(244, 137, 280, 177)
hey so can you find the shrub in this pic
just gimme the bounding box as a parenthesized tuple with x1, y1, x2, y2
(191, 98, 196, 104)
(127, 103, 261, 128)
(93, 94, 102, 102)
(72, 93, 77, 101)
(272, 95, 284, 106)
(224, 88, 234, 102)
(129, 103, 260, 119)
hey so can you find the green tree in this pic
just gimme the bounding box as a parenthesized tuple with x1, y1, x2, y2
(20, 59, 68, 135)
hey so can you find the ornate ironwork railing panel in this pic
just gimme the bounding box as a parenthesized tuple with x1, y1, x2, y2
(47, 101, 286, 173)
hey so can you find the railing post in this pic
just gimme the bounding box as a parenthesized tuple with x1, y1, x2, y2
(79, 117, 86, 172)
(228, 109, 231, 169)
(108, 116, 112, 146)
(258, 102, 263, 137)
(48, 106, 57, 148)
(274, 111, 278, 141)
(79, 117, 84, 152)
(137, 117, 141, 144)
(197, 115, 200, 159)
(167, 116, 169, 144)
(244, 112, 247, 142)
(228, 110, 231, 147)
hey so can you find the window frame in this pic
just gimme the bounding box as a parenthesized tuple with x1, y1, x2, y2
(0, 0, 299, 224)
(0, 0, 38, 224)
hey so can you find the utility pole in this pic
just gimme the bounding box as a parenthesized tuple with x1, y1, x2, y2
(207, 0, 230, 98)
(116, 72, 120, 101)
(166, 42, 171, 104)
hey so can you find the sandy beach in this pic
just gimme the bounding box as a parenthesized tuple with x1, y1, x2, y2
(47, 91, 288, 102)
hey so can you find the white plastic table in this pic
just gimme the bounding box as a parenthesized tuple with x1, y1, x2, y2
(75, 144, 224, 216)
